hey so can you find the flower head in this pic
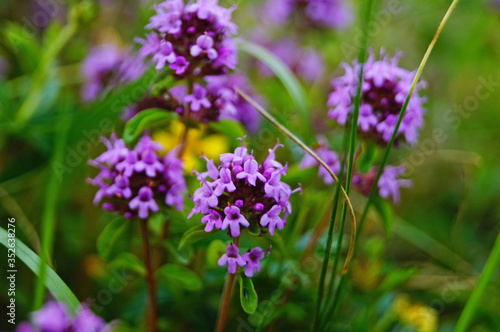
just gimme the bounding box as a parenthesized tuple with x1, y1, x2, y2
(19, 301, 111, 332)
(81, 44, 145, 102)
(138, 0, 237, 78)
(328, 49, 427, 146)
(242, 247, 268, 277)
(377, 165, 412, 203)
(262, 0, 352, 29)
(189, 138, 299, 277)
(218, 243, 246, 274)
(298, 140, 341, 185)
(88, 133, 186, 219)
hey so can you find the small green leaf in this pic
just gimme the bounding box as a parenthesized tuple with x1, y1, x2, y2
(156, 264, 202, 291)
(177, 224, 212, 250)
(0, 227, 80, 314)
(206, 240, 227, 268)
(209, 120, 247, 142)
(357, 140, 378, 173)
(96, 217, 129, 259)
(238, 274, 258, 314)
(108, 252, 146, 276)
(123, 108, 178, 144)
(372, 196, 394, 235)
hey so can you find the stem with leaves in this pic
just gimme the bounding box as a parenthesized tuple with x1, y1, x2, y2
(215, 237, 240, 332)
(141, 219, 158, 332)
(320, 0, 461, 327)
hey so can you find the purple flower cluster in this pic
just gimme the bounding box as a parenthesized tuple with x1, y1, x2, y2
(254, 37, 325, 83)
(299, 139, 411, 203)
(124, 73, 263, 130)
(138, 0, 237, 79)
(352, 165, 412, 204)
(262, 0, 352, 29)
(16, 301, 112, 332)
(81, 44, 146, 102)
(328, 50, 427, 146)
(298, 140, 340, 184)
(88, 134, 186, 219)
(188, 137, 300, 276)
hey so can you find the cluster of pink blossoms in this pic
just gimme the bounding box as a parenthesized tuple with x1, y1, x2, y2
(328, 49, 427, 146)
(88, 134, 186, 219)
(188, 137, 300, 277)
(299, 140, 412, 204)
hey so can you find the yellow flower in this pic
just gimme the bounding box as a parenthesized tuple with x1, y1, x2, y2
(393, 294, 438, 332)
(152, 120, 229, 172)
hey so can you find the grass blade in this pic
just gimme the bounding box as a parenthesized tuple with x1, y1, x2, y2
(237, 40, 311, 138)
(455, 233, 500, 332)
(0, 227, 80, 313)
(323, 0, 462, 324)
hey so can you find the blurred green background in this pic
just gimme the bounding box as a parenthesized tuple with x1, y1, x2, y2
(0, 0, 499, 331)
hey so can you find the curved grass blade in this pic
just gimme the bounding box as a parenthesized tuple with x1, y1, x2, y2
(0, 227, 80, 313)
(322, 0, 462, 326)
(236, 88, 356, 240)
(237, 40, 311, 138)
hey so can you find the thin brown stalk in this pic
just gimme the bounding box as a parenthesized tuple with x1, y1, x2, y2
(141, 219, 158, 332)
(236, 88, 357, 272)
(215, 237, 240, 332)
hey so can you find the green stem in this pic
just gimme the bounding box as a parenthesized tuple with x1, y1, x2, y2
(322, 0, 462, 325)
(33, 109, 72, 310)
(454, 233, 500, 332)
(315, 1, 375, 329)
(312, 127, 349, 330)
(15, 10, 78, 126)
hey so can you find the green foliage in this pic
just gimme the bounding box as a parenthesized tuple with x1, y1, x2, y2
(177, 224, 213, 250)
(156, 264, 202, 291)
(97, 218, 131, 260)
(238, 274, 258, 314)
(0, 227, 80, 314)
(123, 109, 178, 144)
(108, 252, 146, 276)
(372, 196, 394, 236)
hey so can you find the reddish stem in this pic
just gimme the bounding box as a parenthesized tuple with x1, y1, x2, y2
(141, 219, 158, 332)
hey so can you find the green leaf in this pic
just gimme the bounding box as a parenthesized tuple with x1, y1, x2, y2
(209, 120, 247, 142)
(123, 108, 178, 144)
(0, 227, 80, 314)
(372, 196, 394, 236)
(156, 264, 202, 291)
(357, 140, 378, 173)
(108, 252, 146, 276)
(177, 224, 212, 250)
(237, 40, 311, 138)
(238, 274, 258, 314)
(96, 217, 130, 259)
(206, 240, 227, 268)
